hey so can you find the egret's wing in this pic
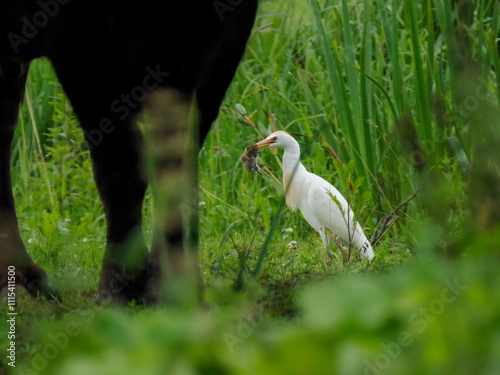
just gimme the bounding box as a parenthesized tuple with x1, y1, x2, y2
(314, 175, 374, 252)
(296, 172, 375, 259)
(300, 173, 354, 243)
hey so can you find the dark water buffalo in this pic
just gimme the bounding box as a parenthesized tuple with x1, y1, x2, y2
(0, 0, 258, 303)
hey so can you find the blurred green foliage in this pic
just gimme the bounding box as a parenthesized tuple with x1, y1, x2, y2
(5, 250, 499, 375)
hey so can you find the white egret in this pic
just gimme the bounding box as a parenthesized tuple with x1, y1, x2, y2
(256, 131, 375, 261)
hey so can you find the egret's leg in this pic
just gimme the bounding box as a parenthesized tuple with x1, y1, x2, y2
(319, 228, 335, 263)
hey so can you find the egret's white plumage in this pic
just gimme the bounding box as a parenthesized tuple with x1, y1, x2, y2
(257, 131, 375, 261)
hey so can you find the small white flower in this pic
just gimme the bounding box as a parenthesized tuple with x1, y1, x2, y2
(284, 227, 293, 233)
(288, 240, 297, 250)
(199, 201, 206, 207)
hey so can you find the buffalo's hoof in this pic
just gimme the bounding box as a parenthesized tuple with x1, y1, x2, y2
(0, 264, 58, 300)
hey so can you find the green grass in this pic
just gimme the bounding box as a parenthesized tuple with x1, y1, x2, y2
(2, 0, 500, 373)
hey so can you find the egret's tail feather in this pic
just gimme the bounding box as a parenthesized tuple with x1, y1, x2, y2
(359, 241, 375, 260)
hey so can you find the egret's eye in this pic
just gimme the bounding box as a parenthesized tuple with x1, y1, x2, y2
(272, 136, 278, 142)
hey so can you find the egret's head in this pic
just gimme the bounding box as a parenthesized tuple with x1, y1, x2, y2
(256, 131, 296, 150)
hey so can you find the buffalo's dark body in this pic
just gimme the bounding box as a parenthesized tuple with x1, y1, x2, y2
(0, 0, 257, 302)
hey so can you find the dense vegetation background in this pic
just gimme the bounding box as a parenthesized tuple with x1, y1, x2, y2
(1, 0, 500, 374)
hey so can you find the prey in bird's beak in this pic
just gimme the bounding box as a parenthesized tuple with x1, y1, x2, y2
(256, 136, 277, 149)
(240, 144, 262, 176)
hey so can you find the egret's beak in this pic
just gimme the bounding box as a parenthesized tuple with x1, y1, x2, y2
(256, 138, 274, 149)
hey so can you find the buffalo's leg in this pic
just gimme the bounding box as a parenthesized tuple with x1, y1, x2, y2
(86, 123, 150, 303)
(50, 54, 155, 304)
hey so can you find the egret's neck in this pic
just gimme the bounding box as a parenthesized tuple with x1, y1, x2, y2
(282, 146, 301, 176)
(281, 139, 306, 193)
